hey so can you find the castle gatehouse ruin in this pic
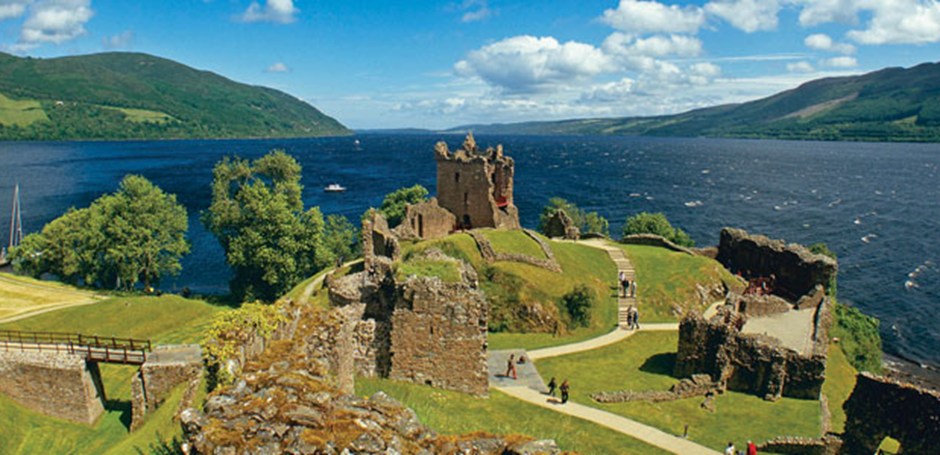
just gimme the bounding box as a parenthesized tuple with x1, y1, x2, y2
(675, 228, 837, 400)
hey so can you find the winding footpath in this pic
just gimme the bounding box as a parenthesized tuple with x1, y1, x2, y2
(492, 239, 721, 455)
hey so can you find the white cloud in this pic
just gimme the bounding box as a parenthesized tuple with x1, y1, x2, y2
(804, 33, 856, 54)
(240, 0, 298, 24)
(582, 77, 636, 102)
(823, 56, 858, 67)
(265, 62, 290, 73)
(797, 0, 860, 27)
(705, 0, 780, 33)
(846, 0, 940, 44)
(460, 0, 492, 23)
(601, 0, 705, 35)
(603, 32, 703, 58)
(18, 0, 93, 47)
(102, 30, 133, 50)
(454, 35, 613, 93)
(787, 61, 815, 72)
(0, 1, 30, 20)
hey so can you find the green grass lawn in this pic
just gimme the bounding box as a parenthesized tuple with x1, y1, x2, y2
(0, 294, 225, 454)
(112, 107, 175, 124)
(482, 228, 548, 259)
(356, 377, 669, 454)
(822, 342, 858, 433)
(620, 244, 742, 322)
(397, 258, 462, 283)
(0, 273, 103, 321)
(0, 92, 47, 127)
(536, 331, 822, 451)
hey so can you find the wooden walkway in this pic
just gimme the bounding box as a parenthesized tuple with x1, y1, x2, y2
(0, 330, 152, 365)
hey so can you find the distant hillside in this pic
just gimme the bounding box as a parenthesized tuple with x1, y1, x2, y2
(449, 62, 940, 142)
(0, 52, 350, 140)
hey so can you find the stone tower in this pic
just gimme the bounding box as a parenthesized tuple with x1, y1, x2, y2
(434, 133, 520, 230)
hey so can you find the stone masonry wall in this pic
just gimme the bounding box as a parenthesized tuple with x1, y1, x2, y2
(716, 227, 837, 299)
(841, 372, 940, 454)
(395, 198, 456, 240)
(389, 276, 489, 396)
(131, 344, 203, 430)
(0, 350, 105, 424)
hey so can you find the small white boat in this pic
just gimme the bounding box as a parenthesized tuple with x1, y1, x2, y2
(324, 183, 346, 193)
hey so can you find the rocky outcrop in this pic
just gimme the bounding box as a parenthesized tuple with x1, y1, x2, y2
(727, 292, 792, 317)
(181, 348, 560, 455)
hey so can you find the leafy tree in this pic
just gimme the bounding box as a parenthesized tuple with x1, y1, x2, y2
(11, 175, 189, 289)
(538, 197, 609, 236)
(202, 150, 331, 302)
(809, 242, 838, 297)
(322, 214, 360, 266)
(379, 184, 428, 227)
(561, 284, 595, 328)
(622, 212, 695, 247)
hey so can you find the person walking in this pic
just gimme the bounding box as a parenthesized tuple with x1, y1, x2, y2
(546, 377, 557, 396)
(724, 442, 736, 455)
(746, 440, 757, 455)
(630, 279, 637, 298)
(506, 354, 517, 379)
(618, 270, 628, 297)
(560, 379, 570, 404)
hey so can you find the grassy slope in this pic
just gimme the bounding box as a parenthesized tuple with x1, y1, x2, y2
(622, 244, 742, 323)
(822, 342, 857, 433)
(356, 377, 669, 455)
(0, 92, 46, 126)
(536, 331, 821, 451)
(0, 294, 224, 454)
(482, 228, 548, 259)
(0, 273, 102, 321)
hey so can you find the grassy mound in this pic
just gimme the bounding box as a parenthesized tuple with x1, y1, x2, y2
(0, 294, 224, 454)
(356, 377, 668, 454)
(0, 273, 103, 322)
(481, 229, 548, 259)
(620, 244, 742, 322)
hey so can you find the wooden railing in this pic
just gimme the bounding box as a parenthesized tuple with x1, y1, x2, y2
(0, 330, 151, 365)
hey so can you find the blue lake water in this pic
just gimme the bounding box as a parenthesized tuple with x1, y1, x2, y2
(1, 134, 938, 368)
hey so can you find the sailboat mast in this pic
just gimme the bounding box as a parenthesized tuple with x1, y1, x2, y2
(9, 183, 22, 250)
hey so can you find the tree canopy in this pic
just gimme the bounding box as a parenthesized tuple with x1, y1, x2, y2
(202, 150, 357, 302)
(622, 212, 695, 247)
(379, 184, 429, 227)
(11, 175, 189, 290)
(538, 197, 609, 237)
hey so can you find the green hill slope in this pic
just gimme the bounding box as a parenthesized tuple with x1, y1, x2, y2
(450, 62, 940, 142)
(0, 52, 350, 140)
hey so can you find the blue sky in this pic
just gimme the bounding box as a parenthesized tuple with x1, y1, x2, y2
(1, 0, 939, 129)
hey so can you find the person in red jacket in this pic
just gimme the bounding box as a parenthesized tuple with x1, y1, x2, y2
(747, 440, 757, 455)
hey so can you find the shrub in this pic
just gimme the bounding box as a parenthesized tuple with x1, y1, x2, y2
(561, 284, 595, 329)
(622, 212, 695, 247)
(203, 302, 288, 388)
(832, 301, 883, 373)
(538, 197, 609, 236)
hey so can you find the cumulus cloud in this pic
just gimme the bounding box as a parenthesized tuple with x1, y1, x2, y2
(265, 62, 290, 73)
(705, 0, 780, 33)
(454, 35, 613, 93)
(102, 30, 133, 50)
(0, 1, 30, 20)
(797, 0, 860, 27)
(804, 33, 856, 54)
(823, 56, 858, 67)
(846, 0, 940, 44)
(603, 32, 703, 58)
(787, 61, 815, 73)
(240, 0, 298, 24)
(18, 0, 93, 48)
(459, 0, 492, 22)
(582, 77, 637, 102)
(601, 0, 705, 35)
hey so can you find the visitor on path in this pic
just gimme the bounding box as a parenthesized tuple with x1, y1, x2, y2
(746, 440, 757, 455)
(629, 306, 640, 330)
(725, 442, 736, 455)
(619, 271, 628, 297)
(506, 354, 517, 379)
(630, 279, 637, 298)
(560, 379, 570, 404)
(546, 377, 557, 396)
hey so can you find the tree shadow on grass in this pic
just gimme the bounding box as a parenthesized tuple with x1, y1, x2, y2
(105, 398, 133, 429)
(639, 352, 678, 378)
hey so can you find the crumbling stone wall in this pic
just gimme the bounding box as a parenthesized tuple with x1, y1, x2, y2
(716, 228, 837, 299)
(131, 344, 203, 430)
(0, 351, 105, 424)
(434, 134, 520, 230)
(841, 373, 940, 454)
(468, 229, 562, 273)
(728, 292, 791, 317)
(542, 209, 580, 240)
(394, 198, 456, 241)
(675, 303, 830, 400)
(390, 276, 489, 395)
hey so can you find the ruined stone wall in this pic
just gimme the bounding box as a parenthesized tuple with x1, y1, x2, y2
(395, 198, 456, 240)
(389, 276, 489, 396)
(728, 292, 792, 317)
(0, 351, 105, 424)
(675, 313, 828, 400)
(434, 137, 519, 230)
(841, 373, 940, 454)
(716, 228, 837, 299)
(131, 345, 203, 430)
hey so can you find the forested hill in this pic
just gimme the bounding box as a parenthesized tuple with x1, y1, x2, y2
(448, 62, 940, 142)
(0, 52, 350, 140)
